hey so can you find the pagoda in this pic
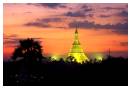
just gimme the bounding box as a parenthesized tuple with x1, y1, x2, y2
(68, 26, 89, 63)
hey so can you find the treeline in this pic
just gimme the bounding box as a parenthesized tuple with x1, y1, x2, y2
(3, 56, 128, 86)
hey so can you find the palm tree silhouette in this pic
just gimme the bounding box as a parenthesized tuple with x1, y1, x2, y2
(12, 38, 43, 63)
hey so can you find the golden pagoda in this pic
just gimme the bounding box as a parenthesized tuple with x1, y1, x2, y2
(68, 26, 89, 63)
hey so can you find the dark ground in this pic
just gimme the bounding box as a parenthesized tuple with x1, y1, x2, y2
(3, 57, 128, 86)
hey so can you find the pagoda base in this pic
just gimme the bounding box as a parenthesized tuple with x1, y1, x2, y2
(68, 52, 89, 63)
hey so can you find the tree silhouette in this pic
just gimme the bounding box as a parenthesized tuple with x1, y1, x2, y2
(12, 38, 43, 63)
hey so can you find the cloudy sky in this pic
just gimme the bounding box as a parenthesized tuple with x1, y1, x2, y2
(3, 3, 128, 61)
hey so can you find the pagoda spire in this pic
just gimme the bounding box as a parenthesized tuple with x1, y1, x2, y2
(75, 23, 78, 34)
(75, 23, 78, 40)
(73, 23, 80, 45)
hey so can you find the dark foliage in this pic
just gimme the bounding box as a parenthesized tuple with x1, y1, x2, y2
(3, 57, 128, 86)
(11, 38, 43, 63)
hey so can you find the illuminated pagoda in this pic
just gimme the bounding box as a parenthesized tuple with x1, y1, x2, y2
(68, 25, 89, 63)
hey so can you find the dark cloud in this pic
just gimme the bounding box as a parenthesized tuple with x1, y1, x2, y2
(37, 3, 61, 8)
(112, 28, 128, 34)
(84, 8, 93, 12)
(120, 42, 128, 46)
(69, 21, 128, 34)
(24, 17, 63, 28)
(103, 7, 125, 10)
(99, 11, 128, 19)
(116, 11, 128, 17)
(24, 22, 50, 28)
(38, 18, 62, 22)
(28, 3, 66, 9)
(69, 21, 128, 30)
(64, 5, 93, 17)
(64, 11, 86, 17)
(69, 21, 94, 28)
(99, 14, 111, 18)
(81, 5, 93, 12)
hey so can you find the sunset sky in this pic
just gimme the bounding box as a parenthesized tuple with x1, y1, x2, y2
(3, 3, 128, 61)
